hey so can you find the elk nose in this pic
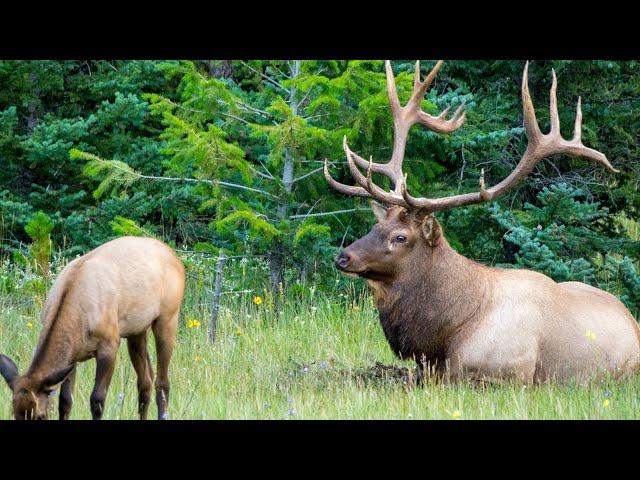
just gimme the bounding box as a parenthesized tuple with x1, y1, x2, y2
(335, 251, 351, 270)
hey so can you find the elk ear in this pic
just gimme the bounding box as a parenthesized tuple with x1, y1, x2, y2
(421, 215, 442, 247)
(0, 354, 19, 390)
(42, 364, 76, 389)
(371, 201, 388, 223)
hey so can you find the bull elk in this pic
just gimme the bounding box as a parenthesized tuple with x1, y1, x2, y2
(0, 236, 186, 419)
(325, 60, 640, 384)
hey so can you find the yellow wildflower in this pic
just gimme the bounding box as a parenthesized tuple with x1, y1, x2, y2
(603, 399, 610, 408)
(187, 319, 201, 329)
(195, 355, 203, 363)
(235, 326, 243, 337)
(26, 322, 33, 329)
(253, 296, 263, 306)
(451, 410, 462, 419)
(585, 330, 597, 342)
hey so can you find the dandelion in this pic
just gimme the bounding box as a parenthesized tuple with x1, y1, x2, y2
(253, 296, 263, 305)
(187, 319, 201, 329)
(195, 355, 203, 363)
(451, 410, 462, 419)
(235, 327, 243, 337)
(26, 322, 33, 329)
(585, 330, 597, 342)
(603, 399, 610, 408)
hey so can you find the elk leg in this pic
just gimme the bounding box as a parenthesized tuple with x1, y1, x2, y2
(153, 310, 179, 420)
(58, 368, 76, 420)
(90, 344, 118, 420)
(127, 332, 154, 420)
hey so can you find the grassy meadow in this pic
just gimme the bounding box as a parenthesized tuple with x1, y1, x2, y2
(1, 253, 639, 421)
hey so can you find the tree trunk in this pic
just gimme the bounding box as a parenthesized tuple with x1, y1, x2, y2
(268, 245, 284, 303)
(268, 60, 301, 301)
(26, 73, 39, 135)
(299, 260, 308, 284)
(208, 60, 233, 79)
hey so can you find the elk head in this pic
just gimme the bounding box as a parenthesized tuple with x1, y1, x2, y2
(327, 60, 617, 284)
(0, 354, 75, 420)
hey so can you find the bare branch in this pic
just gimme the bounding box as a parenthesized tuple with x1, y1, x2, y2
(292, 166, 324, 184)
(289, 208, 371, 220)
(240, 61, 288, 93)
(102, 162, 276, 198)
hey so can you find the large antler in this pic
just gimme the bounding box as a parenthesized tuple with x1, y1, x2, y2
(325, 61, 619, 213)
(324, 60, 465, 206)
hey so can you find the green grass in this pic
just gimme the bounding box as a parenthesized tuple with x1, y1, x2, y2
(1, 259, 639, 420)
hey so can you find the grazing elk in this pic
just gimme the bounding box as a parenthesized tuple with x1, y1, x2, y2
(0, 236, 185, 419)
(325, 60, 640, 384)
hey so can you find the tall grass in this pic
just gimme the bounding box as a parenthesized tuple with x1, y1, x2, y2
(1, 254, 639, 420)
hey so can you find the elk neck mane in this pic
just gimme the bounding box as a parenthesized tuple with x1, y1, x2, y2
(371, 236, 492, 358)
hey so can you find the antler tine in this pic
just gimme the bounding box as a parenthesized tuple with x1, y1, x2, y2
(479, 168, 490, 201)
(385, 60, 401, 116)
(343, 136, 391, 175)
(543, 69, 619, 173)
(343, 139, 407, 205)
(323, 159, 373, 198)
(521, 61, 542, 143)
(400, 173, 434, 210)
(406, 60, 467, 134)
(573, 96, 582, 142)
(412, 60, 444, 102)
(549, 69, 560, 135)
(418, 103, 466, 133)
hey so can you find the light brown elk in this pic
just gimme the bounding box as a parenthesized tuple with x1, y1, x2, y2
(0, 236, 185, 419)
(325, 60, 640, 384)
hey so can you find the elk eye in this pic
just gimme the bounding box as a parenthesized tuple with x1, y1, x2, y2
(395, 235, 407, 243)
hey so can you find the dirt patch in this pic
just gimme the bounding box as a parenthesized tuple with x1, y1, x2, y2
(350, 362, 414, 387)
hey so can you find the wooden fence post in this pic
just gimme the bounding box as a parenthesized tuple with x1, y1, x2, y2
(209, 250, 226, 342)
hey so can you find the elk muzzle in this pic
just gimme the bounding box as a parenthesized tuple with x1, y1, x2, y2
(335, 251, 352, 271)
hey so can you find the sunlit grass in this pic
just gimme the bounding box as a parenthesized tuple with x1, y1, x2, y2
(1, 258, 639, 420)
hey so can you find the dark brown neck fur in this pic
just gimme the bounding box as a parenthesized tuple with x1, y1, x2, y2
(370, 236, 490, 363)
